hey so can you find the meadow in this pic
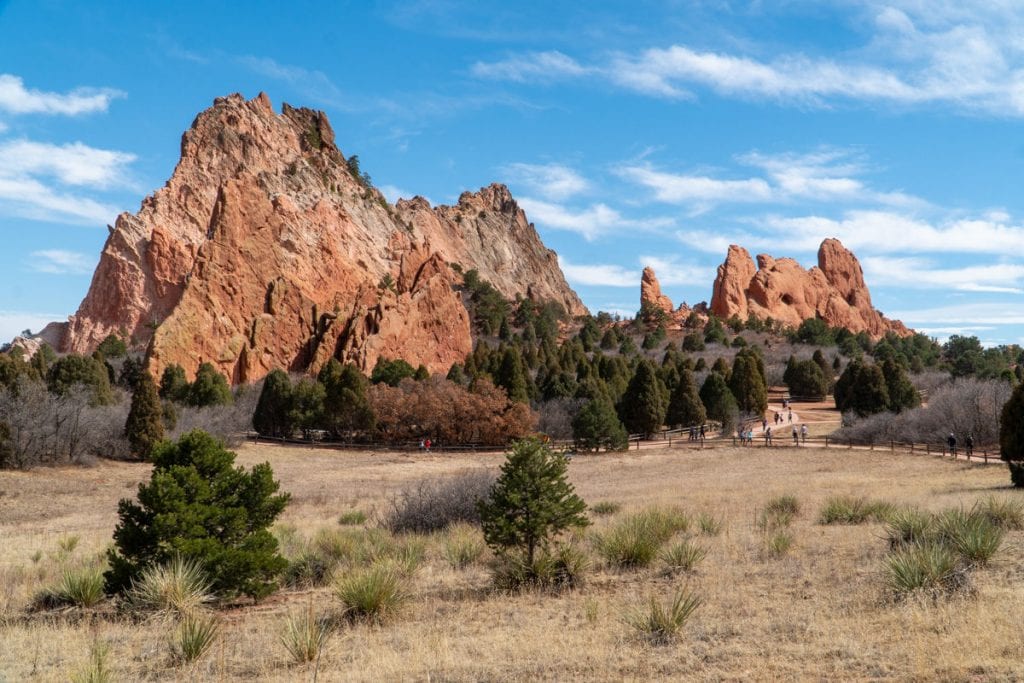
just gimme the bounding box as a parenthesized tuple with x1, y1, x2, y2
(1, 442, 1022, 681)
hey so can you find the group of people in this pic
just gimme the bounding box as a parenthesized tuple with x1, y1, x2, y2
(754, 423, 809, 446)
(947, 432, 974, 457)
(418, 438, 432, 452)
(687, 424, 707, 442)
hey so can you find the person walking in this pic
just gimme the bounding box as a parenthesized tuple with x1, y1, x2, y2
(699, 424, 706, 444)
(965, 434, 974, 457)
(801, 424, 808, 444)
(425, 438, 432, 453)
(764, 426, 771, 447)
(788, 409, 793, 423)
(947, 433, 956, 457)
(792, 426, 799, 445)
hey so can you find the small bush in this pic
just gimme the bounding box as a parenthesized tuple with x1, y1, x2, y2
(765, 495, 800, 517)
(591, 501, 621, 516)
(284, 551, 335, 588)
(385, 470, 495, 534)
(312, 528, 357, 564)
(697, 512, 722, 536)
(334, 562, 410, 623)
(70, 641, 112, 683)
(661, 540, 707, 574)
(934, 509, 1003, 566)
(765, 530, 794, 557)
(173, 613, 219, 664)
(281, 605, 330, 664)
(885, 543, 961, 597)
(127, 556, 213, 615)
(337, 510, 368, 526)
(443, 523, 485, 569)
(491, 545, 589, 592)
(974, 497, 1024, 530)
(597, 507, 689, 568)
(625, 589, 702, 645)
(37, 566, 105, 609)
(885, 508, 933, 549)
(818, 496, 892, 525)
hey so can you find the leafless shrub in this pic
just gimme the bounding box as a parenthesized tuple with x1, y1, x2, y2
(385, 469, 497, 534)
(834, 378, 1011, 446)
(170, 384, 259, 447)
(537, 398, 584, 440)
(910, 370, 951, 396)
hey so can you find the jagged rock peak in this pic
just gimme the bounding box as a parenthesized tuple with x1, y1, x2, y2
(640, 266, 674, 315)
(38, 92, 585, 383)
(709, 238, 910, 338)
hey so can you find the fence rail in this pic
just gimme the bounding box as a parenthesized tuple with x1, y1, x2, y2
(728, 433, 1001, 464)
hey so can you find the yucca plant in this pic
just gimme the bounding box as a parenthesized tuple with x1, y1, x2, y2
(764, 495, 800, 517)
(334, 562, 410, 623)
(596, 507, 688, 568)
(625, 589, 702, 644)
(281, 603, 330, 664)
(70, 640, 112, 683)
(337, 510, 367, 526)
(127, 556, 213, 615)
(661, 540, 707, 573)
(818, 496, 873, 525)
(884, 508, 933, 549)
(885, 543, 959, 596)
(283, 551, 335, 588)
(173, 613, 219, 664)
(974, 497, 1024, 531)
(37, 566, 105, 609)
(937, 511, 1004, 566)
(443, 523, 486, 570)
(765, 530, 794, 558)
(696, 512, 722, 536)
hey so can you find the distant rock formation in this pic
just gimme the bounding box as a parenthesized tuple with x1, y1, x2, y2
(640, 266, 675, 316)
(710, 238, 910, 337)
(36, 93, 586, 382)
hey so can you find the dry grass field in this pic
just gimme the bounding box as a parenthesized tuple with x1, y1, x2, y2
(2, 442, 1023, 681)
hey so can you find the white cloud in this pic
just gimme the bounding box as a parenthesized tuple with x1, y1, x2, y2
(890, 302, 1024, 326)
(861, 256, 1024, 293)
(638, 255, 712, 286)
(0, 140, 134, 225)
(29, 250, 94, 275)
(378, 184, 409, 204)
(0, 310, 64, 342)
(0, 74, 122, 116)
(618, 165, 773, 206)
(557, 256, 638, 287)
(471, 51, 589, 83)
(502, 162, 589, 200)
(519, 197, 672, 241)
(0, 140, 136, 188)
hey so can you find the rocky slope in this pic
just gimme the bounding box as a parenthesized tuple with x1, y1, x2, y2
(709, 238, 910, 337)
(45, 93, 586, 382)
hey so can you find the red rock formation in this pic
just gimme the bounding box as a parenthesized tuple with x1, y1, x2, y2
(709, 238, 910, 337)
(42, 93, 585, 381)
(640, 267, 674, 316)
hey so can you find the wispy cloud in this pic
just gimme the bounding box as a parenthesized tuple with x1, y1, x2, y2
(0, 310, 64, 342)
(519, 197, 672, 241)
(638, 255, 713, 287)
(0, 74, 123, 116)
(861, 256, 1024, 293)
(471, 51, 590, 83)
(619, 164, 772, 208)
(29, 250, 94, 275)
(557, 256, 638, 287)
(502, 162, 589, 200)
(890, 302, 1024, 326)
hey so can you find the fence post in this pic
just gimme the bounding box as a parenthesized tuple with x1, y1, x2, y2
(910, 443, 914, 454)
(825, 435, 829, 448)
(890, 440, 894, 452)
(668, 436, 671, 448)
(926, 444, 930, 455)
(984, 450, 988, 464)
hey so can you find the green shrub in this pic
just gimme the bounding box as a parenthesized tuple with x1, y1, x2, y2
(443, 523, 486, 569)
(660, 540, 707, 573)
(934, 509, 1003, 566)
(334, 562, 410, 623)
(697, 512, 723, 536)
(37, 566, 105, 609)
(127, 556, 213, 615)
(885, 508, 933, 549)
(70, 641, 112, 683)
(284, 551, 335, 588)
(596, 507, 688, 568)
(590, 501, 621, 516)
(765, 530, 794, 557)
(818, 496, 892, 525)
(885, 543, 961, 596)
(124, 371, 164, 460)
(765, 495, 800, 517)
(173, 613, 219, 664)
(974, 497, 1024, 530)
(625, 589, 702, 645)
(491, 544, 589, 592)
(105, 430, 290, 601)
(280, 605, 330, 664)
(337, 510, 367, 526)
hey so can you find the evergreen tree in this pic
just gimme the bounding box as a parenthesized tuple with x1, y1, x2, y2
(881, 358, 919, 413)
(118, 356, 146, 390)
(46, 353, 114, 405)
(124, 371, 164, 460)
(105, 431, 290, 599)
(666, 368, 707, 428)
(478, 437, 589, 567)
(159, 364, 190, 403)
(318, 360, 375, 438)
(729, 351, 768, 415)
(252, 369, 294, 438)
(572, 398, 628, 452)
(710, 357, 731, 380)
(414, 364, 430, 381)
(700, 373, 738, 425)
(783, 355, 798, 387)
(618, 359, 667, 437)
(834, 360, 889, 416)
(999, 382, 1024, 487)
(447, 363, 468, 386)
(786, 360, 828, 400)
(289, 378, 325, 433)
(370, 357, 416, 386)
(812, 349, 830, 381)
(495, 347, 530, 404)
(188, 363, 233, 407)
(97, 334, 128, 359)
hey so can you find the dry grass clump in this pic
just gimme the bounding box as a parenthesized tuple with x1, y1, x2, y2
(280, 604, 330, 664)
(758, 496, 799, 557)
(172, 612, 219, 664)
(660, 540, 707, 574)
(334, 561, 411, 623)
(818, 496, 894, 525)
(696, 511, 723, 536)
(443, 522, 486, 569)
(973, 496, 1024, 530)
(590, 501, 621, 516)
(127, 556, 213, 615)
(625, 589, 702, 644)
(69, 640, 112, 683)
(596, 506, 689, 568)
(337, 510, 368, 526)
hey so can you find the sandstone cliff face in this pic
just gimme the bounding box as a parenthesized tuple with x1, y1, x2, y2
(709, 238, 910, 338)
(640, 267, 674, 316)
(50, 93, 585, 381)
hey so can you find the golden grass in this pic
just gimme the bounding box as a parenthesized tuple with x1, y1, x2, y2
(2, 442, 1023, 680)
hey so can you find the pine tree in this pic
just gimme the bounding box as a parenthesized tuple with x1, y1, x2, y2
(46, 354, 114, 405)
(729, 351, 767, 415)
(495, 347, 530, 404)
(478, 438, 589, 567)
(318, 360, 375, 438)
(124, 371, 164, 460)
(1000, 382, 1024, 487)
(881, 358, 919, 413)
(188, 363, 233, 407)
(786, 360, 828, 400)
(666, 368, 707, 428)
(700, 373, 738, 425)
(834, 360, 889, 416)
(252, 369, 294, 438)
(105, 431, 290, 600)
(572, 398, 628, 451)
(159, 363, 190, 403)
(618, 359, 667, 437)
(812, 349, 830, 381)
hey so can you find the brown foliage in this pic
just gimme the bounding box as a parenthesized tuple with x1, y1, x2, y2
(369, 376, 536, 446)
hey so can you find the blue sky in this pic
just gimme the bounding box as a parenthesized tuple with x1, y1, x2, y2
(3, 1, 1024, 346)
